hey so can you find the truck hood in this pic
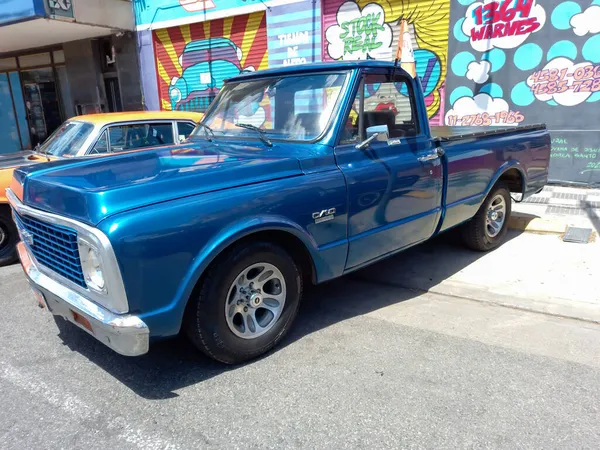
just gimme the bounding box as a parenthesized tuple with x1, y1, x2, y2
(0, 151, 51, 169)
(12, 142, 303, 225)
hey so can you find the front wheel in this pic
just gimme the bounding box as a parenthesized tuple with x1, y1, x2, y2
(461, 183, 512, 252)
(0, 208, 18, 267)
(184, 241, 303, 364)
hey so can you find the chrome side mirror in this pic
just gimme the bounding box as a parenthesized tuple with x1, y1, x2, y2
(355, 125, 389, 150)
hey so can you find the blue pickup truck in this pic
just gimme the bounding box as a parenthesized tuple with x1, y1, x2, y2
(8, 61, 550, 364)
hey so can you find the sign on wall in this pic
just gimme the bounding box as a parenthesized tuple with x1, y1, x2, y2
(322, 0, 451, 125)
(446, 0, 600, 185)
(267, 0, 322, 67)
(47, 0, 74, 19)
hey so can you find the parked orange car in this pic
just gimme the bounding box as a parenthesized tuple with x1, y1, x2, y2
(0, 111, 203, 266)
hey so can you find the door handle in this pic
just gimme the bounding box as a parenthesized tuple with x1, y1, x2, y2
(417, 152, 439, 162)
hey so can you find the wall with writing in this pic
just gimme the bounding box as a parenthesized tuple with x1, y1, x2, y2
(446, 0, 600, 185)
(267, 0, 322, 67)
(321, 0, 450, 125)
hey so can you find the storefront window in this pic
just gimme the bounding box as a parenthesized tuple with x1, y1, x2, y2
(8, 72, 30, 149)
(0, 74, 21, 154)
(18, 53, 52, 68)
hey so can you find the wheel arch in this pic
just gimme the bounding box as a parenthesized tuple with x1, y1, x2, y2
(173, 217, 320, 330)
(486, 161, 527, 198)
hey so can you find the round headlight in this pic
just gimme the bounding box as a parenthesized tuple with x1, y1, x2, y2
(82, 246, 105, 291)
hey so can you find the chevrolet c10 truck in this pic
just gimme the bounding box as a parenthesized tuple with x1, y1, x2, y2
(8, 61, 550, 364)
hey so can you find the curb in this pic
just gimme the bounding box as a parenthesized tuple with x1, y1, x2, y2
(508, 213, 567, 234)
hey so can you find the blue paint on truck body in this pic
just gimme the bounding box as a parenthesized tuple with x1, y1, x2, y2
(12, 61, 551, 340)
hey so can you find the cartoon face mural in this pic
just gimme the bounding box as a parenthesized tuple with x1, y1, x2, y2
(153, 11, 269, 113)
(322, 0, 450, 124)
(446, 0, 600, 185)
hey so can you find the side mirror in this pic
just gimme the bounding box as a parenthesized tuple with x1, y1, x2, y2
(366, 125, 389, 141)
(356, 124, 389, 150)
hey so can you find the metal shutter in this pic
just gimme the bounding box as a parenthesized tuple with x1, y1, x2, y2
(153, 11, 269, 113)
(322, 0, 450, 125)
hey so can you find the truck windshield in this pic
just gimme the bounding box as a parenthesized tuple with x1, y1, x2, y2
(197, 72, 349, 142)
(38, 121, 94, 157)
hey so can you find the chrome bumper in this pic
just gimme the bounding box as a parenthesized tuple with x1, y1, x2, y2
(18, 242, 149, 356)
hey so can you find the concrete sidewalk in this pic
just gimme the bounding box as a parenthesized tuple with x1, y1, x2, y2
(510, 185, 600, 236)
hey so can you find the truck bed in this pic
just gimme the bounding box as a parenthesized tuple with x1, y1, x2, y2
(431, 124, 547, 142)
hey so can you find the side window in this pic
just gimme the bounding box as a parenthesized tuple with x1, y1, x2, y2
(177, 122, 196, 143)
(109, 122, 175, 153)
(339, 73, 419, 145)
(90, 130, 109, 154)
(363, 75, 418, 139)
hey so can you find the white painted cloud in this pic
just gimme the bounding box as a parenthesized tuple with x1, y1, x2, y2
(325, 1, 393, 60)
(445, 93, 517, 126)
(570, 5, 600, 36)
(462, 0, 546, 52)
(526, 57, 593, 106)
(466, 60, 491, 84)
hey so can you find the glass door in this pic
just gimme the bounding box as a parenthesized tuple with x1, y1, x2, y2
(21, 68, 62, 147)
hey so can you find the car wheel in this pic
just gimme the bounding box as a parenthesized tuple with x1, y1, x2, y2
(184, 241, 303, 364)
(461, 183, 512, 252)
(0, 208, 18, 267)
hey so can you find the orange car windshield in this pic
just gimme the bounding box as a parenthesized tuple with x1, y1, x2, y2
(38, 121, 94, 157)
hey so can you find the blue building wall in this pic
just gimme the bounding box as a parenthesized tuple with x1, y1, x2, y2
(0, 0, 45, 26)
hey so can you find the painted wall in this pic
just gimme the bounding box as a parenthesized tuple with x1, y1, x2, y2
(446, 0, 600, 185)
(321, 0, 451, 125)
(135, 0, 287, 29)
(267, 0, 322, 67)
(153, 11, 269, 111)
(0, 0, 44, 26)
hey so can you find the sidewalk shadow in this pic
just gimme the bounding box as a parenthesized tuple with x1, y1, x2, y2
(53, 229, 524, 400)
(581, 200, 600, 234)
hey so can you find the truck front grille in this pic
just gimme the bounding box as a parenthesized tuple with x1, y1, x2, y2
(12, 210, 86, 288)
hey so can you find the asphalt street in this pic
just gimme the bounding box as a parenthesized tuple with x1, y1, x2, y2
(1, 233, 599, 449)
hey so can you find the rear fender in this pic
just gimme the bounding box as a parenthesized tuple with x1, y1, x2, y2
(484, 160, 526, 199)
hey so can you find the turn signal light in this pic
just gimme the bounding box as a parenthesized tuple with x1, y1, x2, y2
(71, 310, 93, 333)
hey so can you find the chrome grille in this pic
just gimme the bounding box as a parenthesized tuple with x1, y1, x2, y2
(12, 210, 86, 288)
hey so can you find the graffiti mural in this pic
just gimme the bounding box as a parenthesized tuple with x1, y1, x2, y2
(322, 0, 450, 124)
(446, 0, 600, 185)
(153, 12, 268, 113)
(135, 0, 267, 29)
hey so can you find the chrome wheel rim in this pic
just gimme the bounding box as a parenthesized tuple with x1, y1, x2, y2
(486, 194, 506, 238)
(225, 262, 286, 339)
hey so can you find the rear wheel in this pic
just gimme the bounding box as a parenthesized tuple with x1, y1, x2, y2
(461, 183, 511, 252)
(184, 241, 303, 364)
(0, 208, 18, 267)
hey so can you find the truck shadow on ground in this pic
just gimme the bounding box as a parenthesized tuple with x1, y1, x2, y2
(54, 230, 524, 399)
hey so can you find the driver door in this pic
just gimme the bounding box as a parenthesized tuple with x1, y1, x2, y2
(335, 69, 443, 269)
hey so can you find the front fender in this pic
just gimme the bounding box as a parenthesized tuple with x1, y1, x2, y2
(172, 214, 319, 318)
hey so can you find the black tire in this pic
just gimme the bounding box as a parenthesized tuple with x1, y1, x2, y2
(461, 183, 512, 252)
(0, 207, 18, 267)
(184, 241, 303, 364)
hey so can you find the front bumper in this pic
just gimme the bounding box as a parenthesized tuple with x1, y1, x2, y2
(18, 242, 149, 356)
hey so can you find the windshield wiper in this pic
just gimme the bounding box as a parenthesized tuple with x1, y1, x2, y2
(196, 122, 214, 142)
(235, 123, 272, 147)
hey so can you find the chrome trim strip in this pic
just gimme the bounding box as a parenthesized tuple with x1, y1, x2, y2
(18, 243, 149, 356)
(6, 188, 130, 314)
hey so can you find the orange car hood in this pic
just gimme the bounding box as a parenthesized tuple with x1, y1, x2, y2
(0, 151, 55, 203)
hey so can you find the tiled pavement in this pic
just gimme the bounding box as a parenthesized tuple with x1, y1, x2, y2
(513, 185, 600, 231)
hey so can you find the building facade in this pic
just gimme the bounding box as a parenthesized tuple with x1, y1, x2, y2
(135, 0, 600, 186)
(0, 0, 144, 154)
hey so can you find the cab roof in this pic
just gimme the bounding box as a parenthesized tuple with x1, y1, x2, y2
(228, 60, 407, 82)
(70, 111, 204, 125)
